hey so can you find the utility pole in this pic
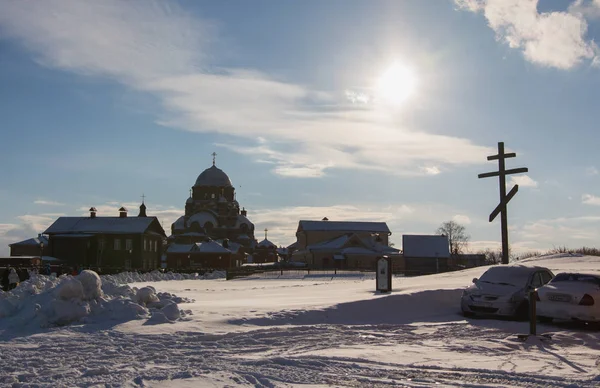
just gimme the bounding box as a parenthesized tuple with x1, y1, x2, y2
(478, 142, 528, 264)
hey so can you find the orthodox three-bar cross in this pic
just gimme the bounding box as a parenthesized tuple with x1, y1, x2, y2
(478, 142, 528, 265)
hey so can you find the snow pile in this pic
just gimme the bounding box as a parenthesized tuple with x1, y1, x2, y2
(0, 270, 193, 329)
(101, 269, 225, 284)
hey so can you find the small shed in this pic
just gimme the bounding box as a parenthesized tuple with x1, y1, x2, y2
(402, 235, 450, 276)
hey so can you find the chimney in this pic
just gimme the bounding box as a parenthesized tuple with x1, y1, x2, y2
(241, 207, 247, 217)
(222, 238, 229, 248)
(90, 207, 97, 218)
(119, 206, 128, 218)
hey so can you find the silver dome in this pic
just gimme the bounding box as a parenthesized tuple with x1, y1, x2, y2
(194, 165, 233, 187)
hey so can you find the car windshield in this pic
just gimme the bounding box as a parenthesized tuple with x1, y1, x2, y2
(550, 273, 600, 286)
(477, 266, 533, 287)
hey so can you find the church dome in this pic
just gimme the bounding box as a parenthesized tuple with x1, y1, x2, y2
(194, 165, 233, 188)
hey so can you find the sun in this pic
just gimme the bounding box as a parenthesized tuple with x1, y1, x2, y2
(375, 62, 418, 106)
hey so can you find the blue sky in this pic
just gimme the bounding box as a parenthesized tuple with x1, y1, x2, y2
(1, 0, 600, 255)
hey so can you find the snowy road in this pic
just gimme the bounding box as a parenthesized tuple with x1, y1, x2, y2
(1, 321, 598, 387)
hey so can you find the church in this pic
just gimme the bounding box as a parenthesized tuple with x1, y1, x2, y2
(165, 155, 256, 268)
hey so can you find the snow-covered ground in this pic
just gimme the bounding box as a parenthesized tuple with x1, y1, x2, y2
(1, 254, 599, 387)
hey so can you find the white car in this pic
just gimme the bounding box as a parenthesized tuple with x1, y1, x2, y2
(536, 272, 600, 323)
(461, 265, 554, 319)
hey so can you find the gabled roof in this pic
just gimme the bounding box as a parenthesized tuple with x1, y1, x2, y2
(297, 220, 390, 234)
(402, 235, 450, 258)
(9, 235, 48, 247)
(195, 240, 230, 254)
(44, 216, 166, 237)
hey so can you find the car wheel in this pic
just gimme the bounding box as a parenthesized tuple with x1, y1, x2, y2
(462, 310, 475, 318)
(515, 302, 530, 321)
(537, 316, 553, 323)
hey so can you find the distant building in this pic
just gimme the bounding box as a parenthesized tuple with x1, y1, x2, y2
(402, 235, 451, 275)
(166, 156, 256, 268)
(9, 234, 49, 257)
(253, 229, 278, 264)
(43, 204, 166, 271)
(291, 220, 400, 269)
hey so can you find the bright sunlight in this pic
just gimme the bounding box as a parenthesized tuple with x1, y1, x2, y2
(375, 62, 418, 106)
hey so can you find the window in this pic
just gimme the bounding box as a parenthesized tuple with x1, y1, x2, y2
(114, 239, 121, 251)
(541, 271, 553, 284)
(144, 238, 147, 251)
(154, 240, 158, 252)
(98, 239, 105, 251)
(531, 272, 543, 288)
(125, 239, 132, 251)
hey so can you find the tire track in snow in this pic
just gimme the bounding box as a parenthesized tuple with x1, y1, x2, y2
(0, 323, 597, 387)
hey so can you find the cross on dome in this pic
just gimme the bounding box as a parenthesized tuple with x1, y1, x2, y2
(212, 152, 217, 166)
(264, 227, 268, 240)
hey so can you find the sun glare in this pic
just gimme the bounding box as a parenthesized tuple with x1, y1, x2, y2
(375, 62, 418, 106)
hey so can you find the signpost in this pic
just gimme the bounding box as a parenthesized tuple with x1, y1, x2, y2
(478, 142, 528, 265)
(376, 256, 392, 293)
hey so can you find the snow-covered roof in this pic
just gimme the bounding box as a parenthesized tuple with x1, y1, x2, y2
(235, 214, 254, 229)
(257, 239, 276, 249)
(53, 234, 94, 238)
(217, 240, 242, 253)
(298, 220, 391, 234)
(402, 235, 450, 258)
(179, 232, 206, 237)
(307, 234, 353, 250)
(166, 244, 195, 253)
(44, 216, 165, 236)
(172, 216, 186, 230)
(9, 235, 48, 247)
(188, 212, 218, 227)
(341, 247, 379, 255)
(195, 241, 230, 254)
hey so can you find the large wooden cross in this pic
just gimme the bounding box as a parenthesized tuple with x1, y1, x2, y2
(478, 142, 528, 265)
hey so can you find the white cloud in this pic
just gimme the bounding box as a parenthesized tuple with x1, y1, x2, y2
(421, 166, 441, 175)
(452, 214, 472, 225)
(569, 0, 600, 20)
(456, 0, 599, 69)
(582, 193, 600, 206)
(509, 175, 538, 188)
(518, 216, 600, 248)
(0, 1, 491, 179)
(34, 199, 65, 206)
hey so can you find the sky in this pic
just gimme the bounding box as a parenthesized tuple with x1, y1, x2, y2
(1, 0, 600, 255)
(1, 254, 600, 386)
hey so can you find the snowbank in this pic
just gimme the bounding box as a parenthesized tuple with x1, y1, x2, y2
(102, 269, 225, 284)
(0, 270, 198, 329)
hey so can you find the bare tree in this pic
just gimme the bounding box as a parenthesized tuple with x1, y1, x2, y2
(436, 220, 470, 255)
